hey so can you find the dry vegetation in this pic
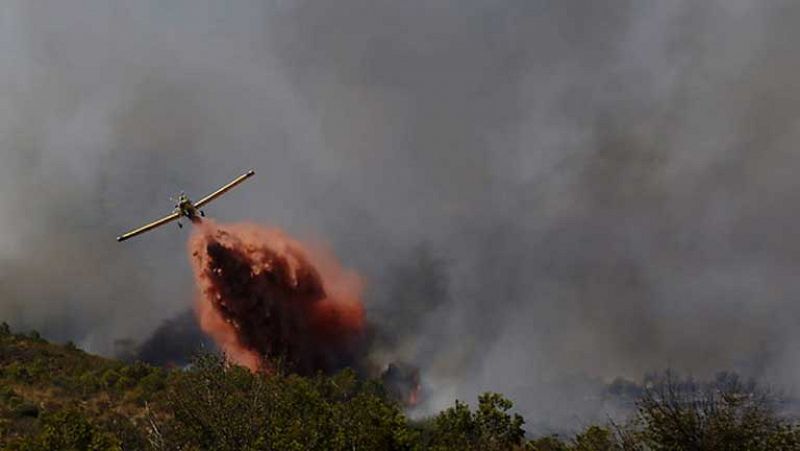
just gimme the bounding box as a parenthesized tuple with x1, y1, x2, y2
(0, 323, 797, 450)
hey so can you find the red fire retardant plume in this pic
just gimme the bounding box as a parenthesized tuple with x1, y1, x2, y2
(188, 220, 366, 375)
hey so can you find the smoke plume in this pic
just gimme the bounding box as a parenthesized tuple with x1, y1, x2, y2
(1, 0, 800, 432)
(133, 310, 212, 367)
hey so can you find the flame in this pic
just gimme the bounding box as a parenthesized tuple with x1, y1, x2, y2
(407, 385, 421, 407)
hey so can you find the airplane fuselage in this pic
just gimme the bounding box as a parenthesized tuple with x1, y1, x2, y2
(175, 195, 202, 221)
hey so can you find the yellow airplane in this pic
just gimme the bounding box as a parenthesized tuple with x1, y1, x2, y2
(116, 169, 255, 242)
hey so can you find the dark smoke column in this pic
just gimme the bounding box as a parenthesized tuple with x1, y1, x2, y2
(188, 220, 367, 375)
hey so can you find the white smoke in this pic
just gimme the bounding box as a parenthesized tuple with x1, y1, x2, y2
(1, 0, 799, 431)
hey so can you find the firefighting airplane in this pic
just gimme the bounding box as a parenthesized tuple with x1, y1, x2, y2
(116, 170, 255, 242)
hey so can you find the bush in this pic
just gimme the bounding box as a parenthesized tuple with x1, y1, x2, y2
(5, 362, 32, 383)
(629, 371, 800, 451)
(425, 392, 526, 451)
(529, 435, 570, 451)
(153, 353, 413, 451)
(27, 330, 44, 343)
(113, 375, 133, 391)
(100, 368, 120, 389)
(77, 371, 101, 395)
(138, 369, 166, 394)
(0, 386, 18, 403)
(8, 410, 121, 450)
(572, 425, 615, 451)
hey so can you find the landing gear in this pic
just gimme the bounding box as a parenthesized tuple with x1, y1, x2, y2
(178, 222, 183, 229)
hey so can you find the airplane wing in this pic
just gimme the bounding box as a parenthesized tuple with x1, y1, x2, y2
(116, 211, 181, 242)
(194, 169, 255, 209)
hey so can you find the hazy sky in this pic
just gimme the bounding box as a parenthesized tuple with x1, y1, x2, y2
(1, 0, 799, 430)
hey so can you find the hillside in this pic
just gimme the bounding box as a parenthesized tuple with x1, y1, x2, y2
(0, 323, 168, 448)
(0, 323, 798, 450)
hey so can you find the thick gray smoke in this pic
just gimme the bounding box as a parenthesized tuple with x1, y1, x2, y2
(1, 0, 799, 431)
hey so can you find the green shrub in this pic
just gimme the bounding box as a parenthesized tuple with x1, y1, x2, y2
(0, 385, 18, 403)
(529, 435, 570, 451)
(27, 330, 43, 343)
(113, 375, 133, 391)
(138, 369, 166, 394)
(100, 368, 119, 389)
(77, 371, 101, 394)
(9, 410, 121, 450)
(154, 353, 413, 451)
(5, 362, 32, 383)
(426, 392, 526, 451)
(572, 426, 615, 451)
(631, 371, 799, 451)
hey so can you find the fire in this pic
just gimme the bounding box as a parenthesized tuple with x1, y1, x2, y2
(381, 362, 422, 407)
(188, 220, 366, 374)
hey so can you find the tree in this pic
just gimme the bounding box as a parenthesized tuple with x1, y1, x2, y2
(572, 425, 616, 451)
(426, 392, 526, 450)
(528, 435, 570, 451)
(8, 410, 121, 451)
(154, 352, 414, 450)
(633, 371, 799, 451)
